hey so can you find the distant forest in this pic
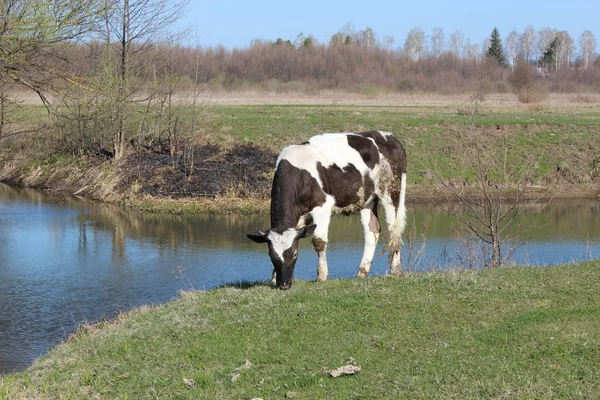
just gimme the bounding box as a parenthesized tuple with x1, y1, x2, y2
(50, 25, 600, 96)
(57, 24, 600, 95)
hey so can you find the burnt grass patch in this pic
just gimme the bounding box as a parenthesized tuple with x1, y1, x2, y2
(118, 143, 277, 200)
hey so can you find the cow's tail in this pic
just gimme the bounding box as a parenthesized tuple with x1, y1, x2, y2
(397, 172, 407, 242)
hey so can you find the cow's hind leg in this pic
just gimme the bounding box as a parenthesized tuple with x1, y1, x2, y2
(382, 173, 407, 275)
(310, 196, 334, 282)
(357, 201, 381, 278)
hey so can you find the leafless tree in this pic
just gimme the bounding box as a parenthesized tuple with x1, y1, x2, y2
(383, 35, 395, 50)
(405, 26, 425, 61)
(439, 136, 549, 268)
(449, 30, 463, 58)
(339, 22, 357, 44)
(519, 26, 536, 62)
(357, 27, 377, 49)
(506, 30, 519, 70)
(555, 30, 574, 70)
(431, 27, 445, 58)
(580, 30, 597, 71)
(463, 39, 479, 61)
(102, 0, 189, 161)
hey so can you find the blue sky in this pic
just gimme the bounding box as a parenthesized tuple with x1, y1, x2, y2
(178, 0, 598, 52)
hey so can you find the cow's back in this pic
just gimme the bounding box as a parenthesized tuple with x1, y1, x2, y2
(275, 131, 404, 213)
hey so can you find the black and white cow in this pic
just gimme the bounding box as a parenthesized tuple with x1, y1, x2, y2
(247, 130, 407, 290)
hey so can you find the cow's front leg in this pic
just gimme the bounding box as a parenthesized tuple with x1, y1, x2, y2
(310, 197, 333, 282)
(311, 236, 327, 282)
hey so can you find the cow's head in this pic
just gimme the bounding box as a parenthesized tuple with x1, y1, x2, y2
(247, 224, 316, 290)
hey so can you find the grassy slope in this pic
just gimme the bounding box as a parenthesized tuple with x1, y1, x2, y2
(1, 102, 599, 213)
(2, 261, 599, 399)
(204, 104, 600, 184)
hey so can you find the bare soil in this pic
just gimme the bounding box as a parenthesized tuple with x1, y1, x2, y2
(118, 144, 276, 201)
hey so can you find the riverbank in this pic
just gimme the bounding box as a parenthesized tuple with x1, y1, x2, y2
(1, 261, 599, 398)
(0, 96, 599, 213)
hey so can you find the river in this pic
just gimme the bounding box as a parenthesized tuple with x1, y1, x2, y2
(0, 183, 598, 373)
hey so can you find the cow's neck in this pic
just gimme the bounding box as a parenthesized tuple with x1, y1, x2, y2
(270, 167, 303, 232)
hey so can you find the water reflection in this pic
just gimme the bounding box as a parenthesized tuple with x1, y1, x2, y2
(0, 182, 598, 373)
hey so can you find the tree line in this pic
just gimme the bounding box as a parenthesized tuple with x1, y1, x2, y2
(61, 24, 599, 95)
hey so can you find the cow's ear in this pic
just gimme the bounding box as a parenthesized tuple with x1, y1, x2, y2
(296, 224, 316, 239)
(247, 231, 268, 243)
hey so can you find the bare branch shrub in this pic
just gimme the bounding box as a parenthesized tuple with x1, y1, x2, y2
(509, 62, 549, 103)
(456, 87, 485, 119)
(403, 213, 428, 272)
(570, 93, 599, 103)
(438, 134, 552, 268)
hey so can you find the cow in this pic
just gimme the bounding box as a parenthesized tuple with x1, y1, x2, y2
(247, 131, 407, 290)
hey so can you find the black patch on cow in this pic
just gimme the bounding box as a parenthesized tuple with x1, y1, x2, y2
(317, 162, 364, 208)
(358, 131, 407, 208)
(364, 174, 375, 200)
(270, 159, 326, 231)
(346, 135, 380, 169)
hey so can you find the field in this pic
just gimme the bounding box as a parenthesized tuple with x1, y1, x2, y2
(1, 261, 599, 399)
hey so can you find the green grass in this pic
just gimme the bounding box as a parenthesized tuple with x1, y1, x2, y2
(2, 261, 599, 399)
(2, 102, 599, 206)
(201, 104, 600, 185)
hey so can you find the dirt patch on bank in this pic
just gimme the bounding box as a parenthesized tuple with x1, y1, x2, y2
(118, 144, 277, 201)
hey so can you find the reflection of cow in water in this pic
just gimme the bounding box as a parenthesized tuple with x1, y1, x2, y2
(247, 131, 407, 290)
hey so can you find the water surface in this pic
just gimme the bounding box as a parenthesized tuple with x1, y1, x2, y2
(0, 183, 598, 373)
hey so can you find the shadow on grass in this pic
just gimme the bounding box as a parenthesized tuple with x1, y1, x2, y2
(217, 280, 275, 290)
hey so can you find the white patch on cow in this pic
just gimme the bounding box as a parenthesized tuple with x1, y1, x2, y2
(277, 133, 373, 187)
(377, 130, 394, 139)
(310, 195, 335, 281)
(267, 228, 297, 261)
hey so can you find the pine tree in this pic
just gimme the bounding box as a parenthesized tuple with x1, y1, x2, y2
(485, 27, 507, 66)
(541, 37, 559, 70)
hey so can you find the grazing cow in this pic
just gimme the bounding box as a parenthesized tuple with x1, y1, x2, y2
(247, 131, 407, 290)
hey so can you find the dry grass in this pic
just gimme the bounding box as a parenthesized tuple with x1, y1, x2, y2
(9, 88, 600, 111)
(570, 93, 599, 104)
(527, 103, 550, 112)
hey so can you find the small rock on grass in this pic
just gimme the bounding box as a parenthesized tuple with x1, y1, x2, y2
(329, 365, 361, 377)
(183, 378, 196, 387)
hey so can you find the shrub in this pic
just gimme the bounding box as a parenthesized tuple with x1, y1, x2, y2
(570, 93, 598, 103)
(517, 83, 549, 103)
(508, 62, 548, 103)
(492, 81, 511, 93)
(527, 103, 549, 112)
(395, 78, 416, 92)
